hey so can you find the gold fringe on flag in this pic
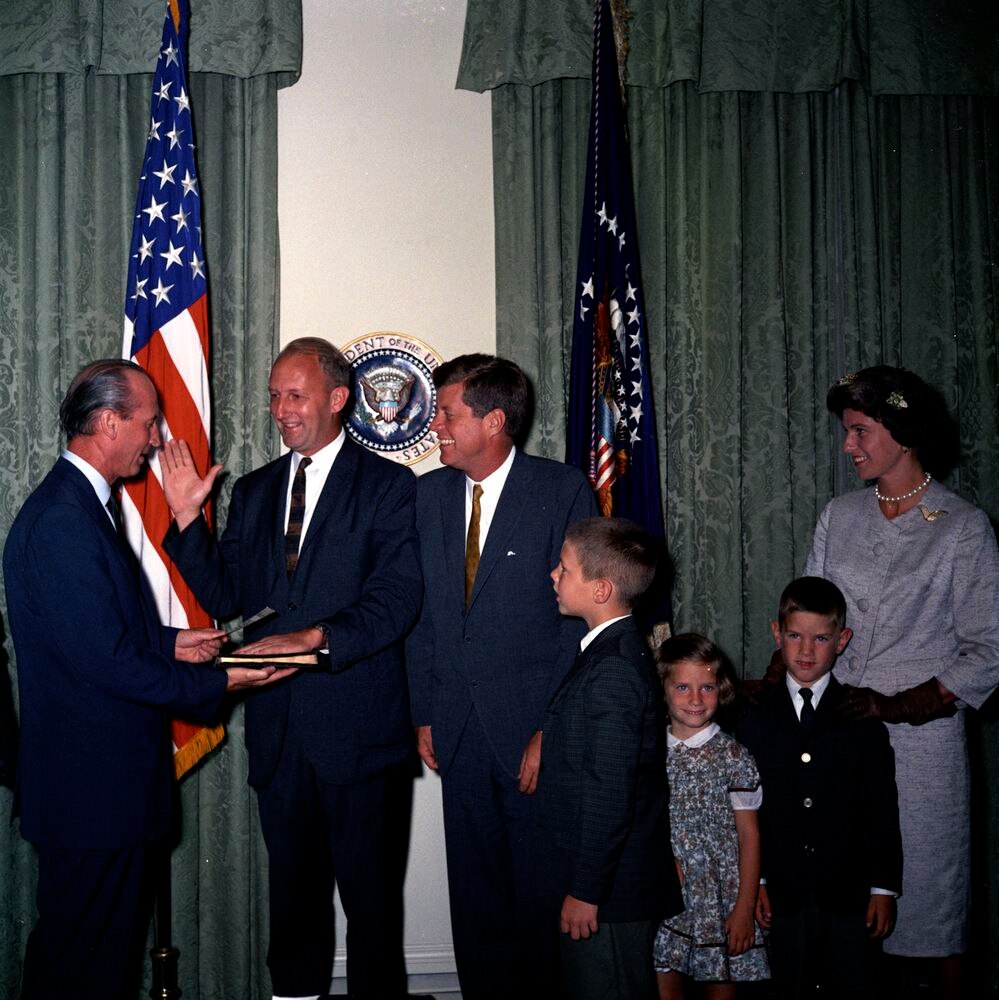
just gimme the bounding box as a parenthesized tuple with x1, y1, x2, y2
(173, 722, 225, 779)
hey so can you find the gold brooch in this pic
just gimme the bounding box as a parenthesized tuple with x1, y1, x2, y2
(918, 504, 948, 522)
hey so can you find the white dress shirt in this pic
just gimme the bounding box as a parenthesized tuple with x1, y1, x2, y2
(463, 445, 516, 549)
(282, 430, 346, 550)
(62, 450, 114, 526)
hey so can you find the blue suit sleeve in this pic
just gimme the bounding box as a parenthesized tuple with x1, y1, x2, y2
(25, 503, 225, 717)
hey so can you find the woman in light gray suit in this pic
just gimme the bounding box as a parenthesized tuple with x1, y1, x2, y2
(804, 366, 999, 999)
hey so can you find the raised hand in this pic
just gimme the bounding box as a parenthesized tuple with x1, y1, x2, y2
(160, 438, 223, 529)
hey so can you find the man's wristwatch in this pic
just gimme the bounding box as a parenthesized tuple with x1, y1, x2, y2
(311, 622, 330, 650)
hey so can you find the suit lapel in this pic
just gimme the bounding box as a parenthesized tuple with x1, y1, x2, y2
(441, 471, 467, 611)
(298, 439, 358, 565)
(549, 617, 630, 703)
(467, 451, 531, 609)
(58, 460, 134, 576)
(58, 460, 161, 638)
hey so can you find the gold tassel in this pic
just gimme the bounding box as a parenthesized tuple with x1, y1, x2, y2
(173, 723, 225, 780)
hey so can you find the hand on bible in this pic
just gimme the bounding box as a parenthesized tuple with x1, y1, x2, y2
(238, 627, 324, 657)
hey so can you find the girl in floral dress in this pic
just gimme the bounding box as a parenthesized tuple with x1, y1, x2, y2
(653, 634, 770, 1000)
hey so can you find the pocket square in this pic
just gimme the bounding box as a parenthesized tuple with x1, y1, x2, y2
(507, 550, 516, 556)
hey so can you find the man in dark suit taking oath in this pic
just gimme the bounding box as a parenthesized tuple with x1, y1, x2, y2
(406, 353, 598, 1000)
(160, 338, 421, 1000)
(3, 359, 288, 1000)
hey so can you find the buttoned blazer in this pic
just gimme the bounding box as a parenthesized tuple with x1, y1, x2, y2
(165, 438, 421, 788)
(3, 458, 226, 849)
(533, 617, 680, 922)
(405, 450, 598, 777)
(736, 677, 902, 916)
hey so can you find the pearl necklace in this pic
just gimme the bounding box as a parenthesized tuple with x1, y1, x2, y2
(875, 472, 931, 504)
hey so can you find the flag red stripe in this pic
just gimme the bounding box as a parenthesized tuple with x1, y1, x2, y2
(135, 333, 210, 468)
(121, 477, 212, 629)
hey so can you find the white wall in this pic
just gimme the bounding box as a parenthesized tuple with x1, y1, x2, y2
(277, 0, 495, 987)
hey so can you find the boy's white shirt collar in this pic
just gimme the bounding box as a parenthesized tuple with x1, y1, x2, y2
(785, 670, 832, 716)
(579, 614, 631, 652)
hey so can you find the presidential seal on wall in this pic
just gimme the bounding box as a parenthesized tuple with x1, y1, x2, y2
(340, 332, 441, 465)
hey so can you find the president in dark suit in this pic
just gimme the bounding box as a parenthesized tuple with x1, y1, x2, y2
(161, 338, 421, 1000)
(405, 354, 598, 999)
(3, 360, 283, 1000)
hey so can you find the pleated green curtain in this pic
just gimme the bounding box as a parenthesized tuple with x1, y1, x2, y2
(464, 1, 999, 984)
(490, 79, 999, 672)
(0, 3, 301, 997)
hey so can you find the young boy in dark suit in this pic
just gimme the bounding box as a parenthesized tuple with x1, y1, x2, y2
(736, 576, 902, 999)
(534, 517, 683, 1000)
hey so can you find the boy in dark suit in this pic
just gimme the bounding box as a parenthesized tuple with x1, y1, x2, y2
(535, 517, 683, 1000)
(736, 576, 902, 999)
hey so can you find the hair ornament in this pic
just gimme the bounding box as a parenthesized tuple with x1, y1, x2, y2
(835, 372, 855, 386)
(886, 390, 908, 409)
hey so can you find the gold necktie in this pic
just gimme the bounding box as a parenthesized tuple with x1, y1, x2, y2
(465, 483, 483, 607)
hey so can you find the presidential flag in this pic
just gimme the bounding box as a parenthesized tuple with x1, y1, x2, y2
(566, 0, 663, 542)
(122, 0, 223, 778)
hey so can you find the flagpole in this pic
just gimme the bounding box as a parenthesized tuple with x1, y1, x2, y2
(150, 846, 182, 1000)
(566, 0, 672, 635)
(121, 0, 221, 994)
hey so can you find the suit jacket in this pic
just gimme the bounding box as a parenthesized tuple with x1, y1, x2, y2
(165, 438, 420, 788)
(405, 450, 598, 777)
(533, 617, 681, 922)
(736, 676, 902, 916)
(2, 458, 226, 849)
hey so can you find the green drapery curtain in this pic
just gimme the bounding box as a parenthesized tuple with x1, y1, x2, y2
(491, 79, 999, 671)
(0, 3, 301, 997)
(465, 0, 999, 984)
(457, 0, 999, 95)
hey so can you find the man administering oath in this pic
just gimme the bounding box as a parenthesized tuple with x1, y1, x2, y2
(3, 360, 287, 1000)
(161, 337, 421, 1000)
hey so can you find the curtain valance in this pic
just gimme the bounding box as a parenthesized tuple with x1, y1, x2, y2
(0, 0, 301, 83)
(457, 0, 998, 96)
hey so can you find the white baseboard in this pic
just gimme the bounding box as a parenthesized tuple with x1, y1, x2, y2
(330, 943, 457, 980)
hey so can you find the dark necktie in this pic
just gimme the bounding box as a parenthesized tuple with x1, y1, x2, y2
(799, 687, 816, 730)
(106, 494, 122, 534)
(285, 456, 312, 577)
(465, 483, 483, 607)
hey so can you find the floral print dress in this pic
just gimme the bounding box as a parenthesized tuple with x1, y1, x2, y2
(653, 724, 770, 982)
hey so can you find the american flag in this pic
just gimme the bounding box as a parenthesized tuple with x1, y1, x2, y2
(566, 0, 664, 542)
(122, 0, 223, 778)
